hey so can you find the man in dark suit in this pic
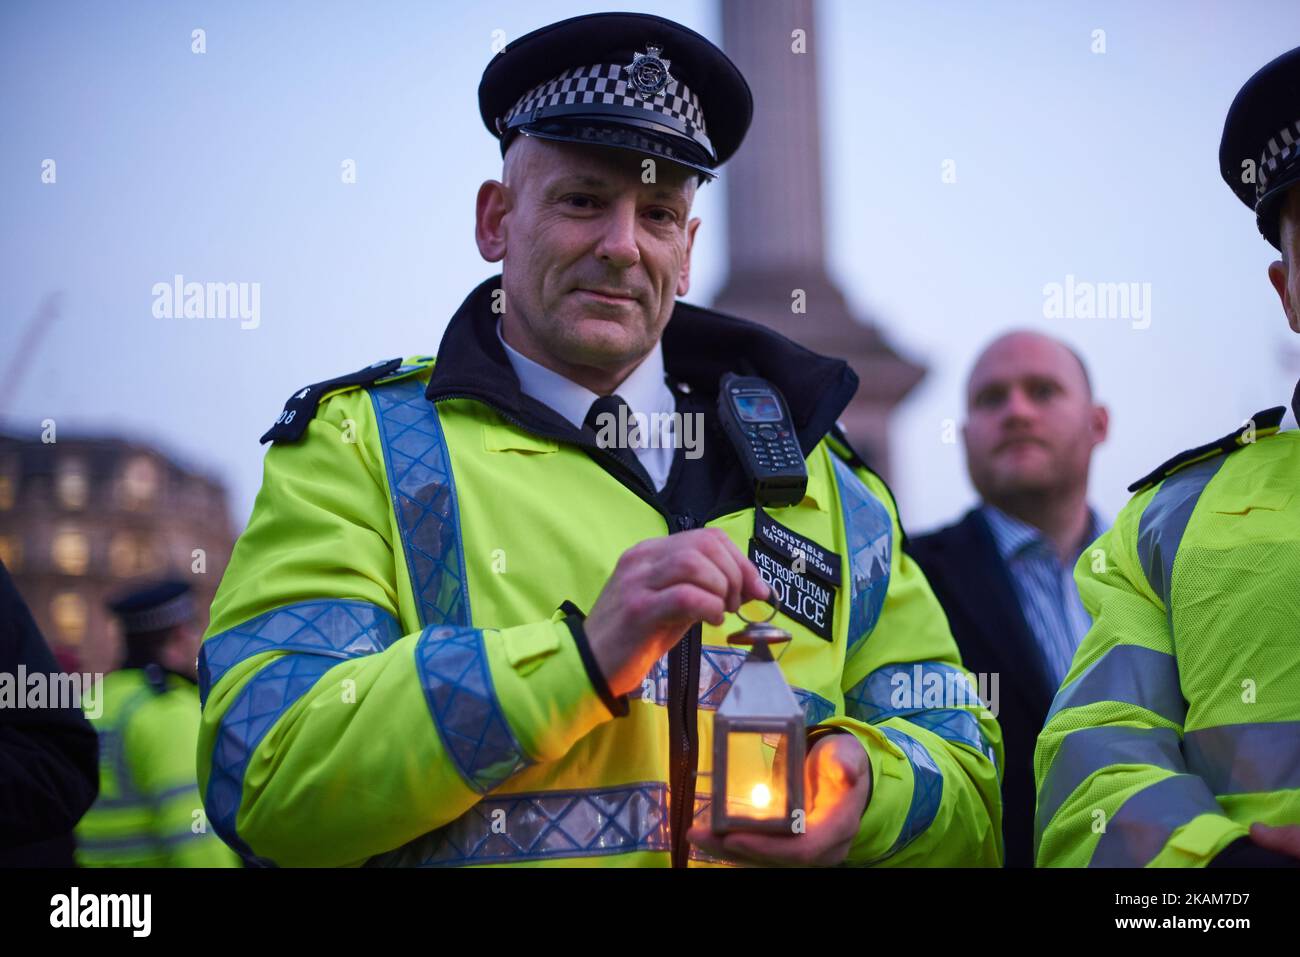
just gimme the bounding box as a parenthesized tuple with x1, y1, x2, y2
(908, 331, 1108, 867)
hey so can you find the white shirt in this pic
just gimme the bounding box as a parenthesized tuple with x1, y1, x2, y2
(495, 319, 678, 491)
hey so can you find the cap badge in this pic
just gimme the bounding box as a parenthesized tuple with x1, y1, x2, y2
(625, 45, 672, 98)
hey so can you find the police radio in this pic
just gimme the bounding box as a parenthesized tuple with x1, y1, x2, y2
(717, 372, 808, 508)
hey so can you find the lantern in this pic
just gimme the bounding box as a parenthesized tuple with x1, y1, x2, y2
(711, 607, 805, 834)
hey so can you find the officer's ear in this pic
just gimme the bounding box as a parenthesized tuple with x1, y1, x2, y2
(676, 216, 701, 297)
(1266, 259, 1295, 332)
(476, 179, 511, 263)
(1269, 190, 1300, 334)
(1090, 403, 1110, 447)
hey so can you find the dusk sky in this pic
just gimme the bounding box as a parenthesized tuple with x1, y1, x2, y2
(5, 0, 1300, 534)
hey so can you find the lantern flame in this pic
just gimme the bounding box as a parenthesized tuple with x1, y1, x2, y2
(750, 783, 772, 809)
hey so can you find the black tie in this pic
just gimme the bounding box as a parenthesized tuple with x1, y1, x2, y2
(584, 394, 654, 490)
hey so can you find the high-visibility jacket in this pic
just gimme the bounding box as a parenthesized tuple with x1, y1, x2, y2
(198, 276, 1002, 867)
(1035, 403, 1300, 866)
(76, 666, 241, 867)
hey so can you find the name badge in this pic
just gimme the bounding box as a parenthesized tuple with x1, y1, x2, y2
(748, 510, 841, 642)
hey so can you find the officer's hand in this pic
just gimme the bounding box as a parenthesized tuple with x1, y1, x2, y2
(687, 732, 872, 867)
(585, 527, 770, 698)
(1249, 823, 1300, 859)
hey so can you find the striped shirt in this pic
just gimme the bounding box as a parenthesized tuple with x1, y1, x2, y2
(980, 504, 1108, 689)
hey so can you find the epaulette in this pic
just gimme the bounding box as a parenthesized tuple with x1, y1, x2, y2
(1127, 405, 1286, 494)
(826, 422, 910, 546)
(260, 355, 436, 445)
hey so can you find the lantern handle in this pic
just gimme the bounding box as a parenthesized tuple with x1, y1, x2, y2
(737, 595, 778, 625)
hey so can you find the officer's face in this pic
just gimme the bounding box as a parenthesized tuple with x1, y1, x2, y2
(962, 332, 1108, 504)
(477, 136, 701, 377)
(1267, 187, 1300, 335)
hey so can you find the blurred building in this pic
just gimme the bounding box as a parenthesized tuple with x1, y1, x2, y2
(0, 433, 235, 674)
(714, 0, 925, 478)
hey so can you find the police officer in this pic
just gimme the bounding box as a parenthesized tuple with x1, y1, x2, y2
(199, 12, 1002, 868)
(1034, 46, 1300, 867)
(76, 581, 240, 866)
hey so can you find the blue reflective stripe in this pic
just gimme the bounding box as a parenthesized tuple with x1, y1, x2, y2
(1090, 773, 1223, 867)
(1045, 644, 1186, 727)
(796, 688, 836, 727)
(830, 455, 892, 656)
(641, 646, 835, 725)
(198, 600, 401, 706)
(370, 377, 471, 629)
(1184, 721, 1300, 795)
(845, 660, 986, 722)
(1035, 726, 1184, 854)
(1136, 455, 1224, 623)
(905, 708, 997, 768)
(205, 653, 341, 865)
(97, 781, 199, 811)
(866, 727, 943, 863)
(78, 828, 212, 854)
(367, 783, 669, 866)
(415, 625, 531, 794)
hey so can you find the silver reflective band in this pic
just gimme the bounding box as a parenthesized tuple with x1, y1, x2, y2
(1136, 455, 1224, 627)
(1090, 773, 1222, 867)
(1035, 726, 1183, 854)
(1184, 721, 1300, 795)
(1045, 644, 1186, 727)
(367, 783, 669, 866)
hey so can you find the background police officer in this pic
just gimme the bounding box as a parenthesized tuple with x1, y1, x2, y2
(76, 581, 239, 867)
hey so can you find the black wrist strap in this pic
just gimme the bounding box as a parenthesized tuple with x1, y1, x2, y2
(560, 600, 629, 718)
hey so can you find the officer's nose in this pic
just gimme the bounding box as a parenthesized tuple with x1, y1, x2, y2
(1000, 386, 1038, 427)
(593, 200, 641, 269)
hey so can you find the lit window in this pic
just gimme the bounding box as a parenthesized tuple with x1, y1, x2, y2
(50, 592, 88, 646)
(0, 535, 20, 570)
(119, 456, 159, 509)
(0, 474, 13, 510)
(52, 527, 90, 575)
(108, 533, 136, 577)
(57, 459, 89, 510)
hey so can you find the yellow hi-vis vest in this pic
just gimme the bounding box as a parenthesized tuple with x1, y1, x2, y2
(76, 667, 240, 867)
(199, 343, 1002, 867)
(1035, 406, 1300, 866)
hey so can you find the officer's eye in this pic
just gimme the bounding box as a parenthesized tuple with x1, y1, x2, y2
(1027, 380, 1060, 401)
(562, 194, 600, 210)
(645, 207, 678, 224)
(974, 387, 1005, 410)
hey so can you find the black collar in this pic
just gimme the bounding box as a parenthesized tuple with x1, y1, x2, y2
(425, 275, 859, 456)
(1291, 377, 1300, 426)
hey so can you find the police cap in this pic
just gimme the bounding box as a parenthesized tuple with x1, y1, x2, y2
(108, 579, 195, 636)
(1220, 45, 1300, 249)
(478, 12, 752, 179)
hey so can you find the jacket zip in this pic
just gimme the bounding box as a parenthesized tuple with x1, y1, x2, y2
(431, 390, 703, 866)
(667, 514, 702, 869)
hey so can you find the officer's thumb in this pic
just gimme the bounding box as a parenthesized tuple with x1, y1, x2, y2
(1249, 823, 1300, 859)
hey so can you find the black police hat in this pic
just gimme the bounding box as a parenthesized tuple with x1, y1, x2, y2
(1220, 45, 1300, 249)
(108, 579, 195, 636)
(478, 12, 752, 179)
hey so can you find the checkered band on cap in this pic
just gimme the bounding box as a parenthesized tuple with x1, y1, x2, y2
(1257, 117, 1300, 198)
(117, 591, 195, 634)
(500, 62, 708, 140)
